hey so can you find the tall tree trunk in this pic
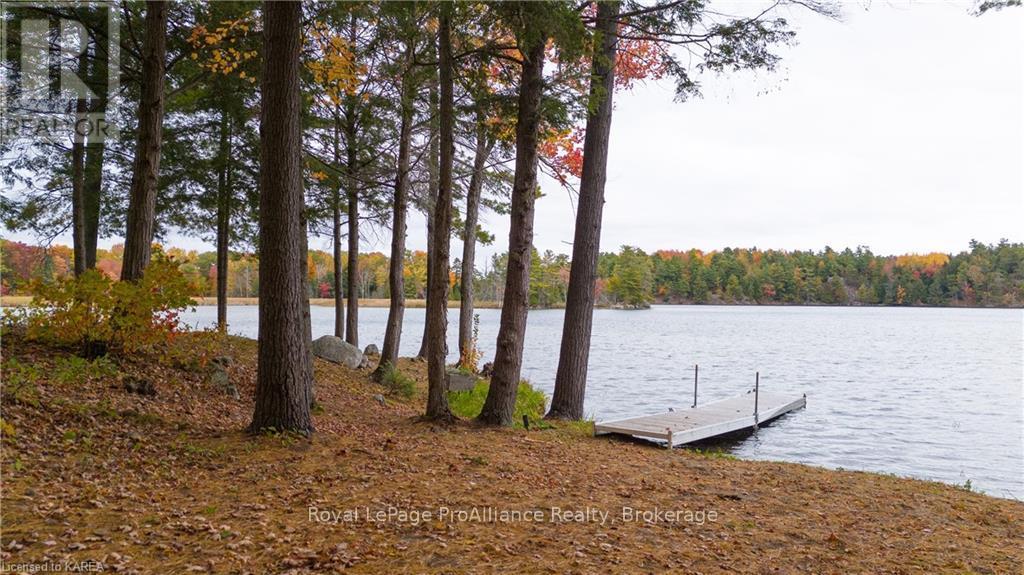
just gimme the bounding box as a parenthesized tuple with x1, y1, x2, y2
(458, 108, 492, 368)
(377, 40, 415, 377)
(332, 114, 345, 338)
(477, 26, 547, 427)
(344, 115, 359, 347)
(83, 137, 104, 268)
(344, 14, 359, 347)
(121, 0, 167, 281)
(249, 0, 313, 435)
(548, 1, 621, 420)
(71, 96, 87, 276)
(417, 67, 440, 360)
(216, 110, 231, 332)
(425, 2, 455, 421)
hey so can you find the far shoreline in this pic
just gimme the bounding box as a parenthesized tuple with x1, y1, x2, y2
(2, 295, 1020, 310)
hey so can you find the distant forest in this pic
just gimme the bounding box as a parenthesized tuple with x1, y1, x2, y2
(2, 239, 1022, 308)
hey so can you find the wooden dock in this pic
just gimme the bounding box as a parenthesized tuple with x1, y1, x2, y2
(594, 390, 806, 448)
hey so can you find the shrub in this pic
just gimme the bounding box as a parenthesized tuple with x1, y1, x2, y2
(22, 252, 195, 358)
(457, 313, 483, 372)
(448, 379, 547, 427)
(379, 362, 416, 399)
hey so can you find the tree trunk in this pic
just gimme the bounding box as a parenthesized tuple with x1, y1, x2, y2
(332, 115, 345, 338)
(344, 120, 359, 347)
(417, 64, 440, 360)
(425, 2, 455, 421)
(344, 14, 359, 348)
(377, 40, 415, 377)
(249, 0, 313, 435)
(478, 27, 547, 426)
(83, 137, 103, 268)
(458, 108, 492, 368)
(121, 0, 167, 281)
(548, 1, 620, 420)
(71, 95, 87, 277)
(216, 110, 231, 332)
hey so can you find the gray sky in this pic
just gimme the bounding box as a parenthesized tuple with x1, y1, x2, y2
(424, 0, 1023, 263)
(9, 1, 1023, 262)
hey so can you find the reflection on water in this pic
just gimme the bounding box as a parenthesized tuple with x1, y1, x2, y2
(181, 304, 1024, 499)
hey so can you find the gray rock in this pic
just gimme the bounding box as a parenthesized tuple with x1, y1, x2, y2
(311, 335, 365, 370)
(124, 375, 156, 397)
(480, 362, 494, 378)
(206, 364, 240, 401)
(372, 394, 386, 406)
(363, 344, 380, 356)
(447, 370, 479, 392)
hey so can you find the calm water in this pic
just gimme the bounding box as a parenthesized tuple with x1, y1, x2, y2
(181, 304, 1024, 499)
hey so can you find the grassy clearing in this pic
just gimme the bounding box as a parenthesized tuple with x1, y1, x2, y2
(448, 380, 547, 427)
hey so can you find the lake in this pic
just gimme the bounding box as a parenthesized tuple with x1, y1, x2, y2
(181, 304, 1024, 500)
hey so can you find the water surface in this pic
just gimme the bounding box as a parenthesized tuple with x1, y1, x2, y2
(181, 304, 1024, 499)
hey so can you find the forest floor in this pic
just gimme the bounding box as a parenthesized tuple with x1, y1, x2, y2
(1, 333, 1021, 574)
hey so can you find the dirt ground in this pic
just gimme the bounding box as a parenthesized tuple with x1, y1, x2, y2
(1, 334, 1020, 574)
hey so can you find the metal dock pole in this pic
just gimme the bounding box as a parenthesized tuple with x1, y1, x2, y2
(692, 364, 699, 408)
(753, 371, 760, 429)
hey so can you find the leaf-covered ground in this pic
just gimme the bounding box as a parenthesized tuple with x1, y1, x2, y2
(1, 334, 1021, 574)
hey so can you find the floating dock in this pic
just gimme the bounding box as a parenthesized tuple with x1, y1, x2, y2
(594, 390, 806, 448)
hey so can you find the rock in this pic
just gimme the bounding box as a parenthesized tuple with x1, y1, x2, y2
(372, 394, 386, 406)
(480, 362, 494, 378)
(310, 335, 365, 370)
(447, 370, 479, 392)
(206, 363, 240, 401)
(123, 375, 156, 397)
(363, 344, 380, 356)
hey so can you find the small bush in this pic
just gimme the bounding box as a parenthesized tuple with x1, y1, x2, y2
(22, 252, 195, 358)
(1, 358, 42, 406)
(53, 356, 118, 384)
(449, 379, 547, 427)
(379, 362, 416, 399)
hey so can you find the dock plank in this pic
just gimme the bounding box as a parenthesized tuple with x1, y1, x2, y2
(594, 391, 806, 447)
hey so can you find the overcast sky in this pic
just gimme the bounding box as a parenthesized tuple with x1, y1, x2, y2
(367, 1, 1024, 263)
(7, 1, 1022, 263)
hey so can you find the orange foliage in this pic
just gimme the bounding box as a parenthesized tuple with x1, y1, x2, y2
(188, 16, 258, 80)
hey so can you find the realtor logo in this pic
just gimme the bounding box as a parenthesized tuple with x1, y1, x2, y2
(1, 0, 120, 143)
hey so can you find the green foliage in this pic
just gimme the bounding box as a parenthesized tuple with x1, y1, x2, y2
(379, 362, 416, 399)
(642, 241, 1024, 307)
(449, 379, 547, 427)
(608, 245, 654, 308)
(529, 249, 569, 308)
(689, 447, 738, 460)
(52, 356, 118, 385)
(23, 252, 196, 357)
(1, 358, 42, 407)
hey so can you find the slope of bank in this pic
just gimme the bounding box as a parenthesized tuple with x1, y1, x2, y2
(1, 334, 1020, 573)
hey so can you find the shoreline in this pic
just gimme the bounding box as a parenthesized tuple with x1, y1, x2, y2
(3, 294, 1019, 310)
(2, 332, 1020, 572)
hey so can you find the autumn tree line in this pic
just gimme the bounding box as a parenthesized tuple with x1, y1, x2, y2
(6, 1, 1007, 432)
(4, 239, 1022, 309)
